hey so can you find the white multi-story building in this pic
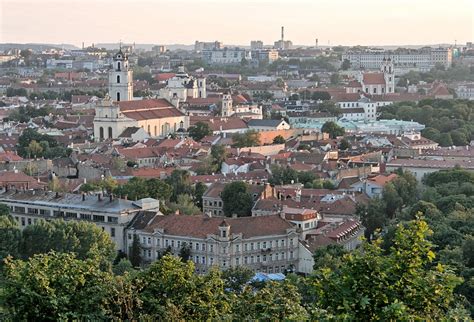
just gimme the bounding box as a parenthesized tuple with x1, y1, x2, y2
(0, 189, 161, 251)
(127, 213, 300, 274)
(342, 47, 452, 73)
(159, 65, 206, 102)
(455, 83, 474, 100)
(202, 48, 252, 65)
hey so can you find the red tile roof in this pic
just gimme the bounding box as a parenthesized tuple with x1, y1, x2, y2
(362, 73, 386, 85)
(140, 214, 294, 238)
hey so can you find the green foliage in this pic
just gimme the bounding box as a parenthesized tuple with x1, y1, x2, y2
(114, 177, 173, 201)
(2, 252, 116, 320)
(272, 135, 286, 144)
(137, 255, 230, 320)
(321, 121, 345, 139)
(356, 198, 388, 240)
(379, 99, 474, 146)
(18, 128, 71, 159)
(310, 219, 464, 320)
(221, 266, 254, 293)
(232, 130, 261, 148)
(0, 215, 21, 260)
(221, 181, 253, 217)
(339, 138, 350, 150)
(20, 219, 115, 263)
(210, 144, 227, 169)
(129, 234, 142, 268)
(312, 244, 347, 271)
(165, 170, 193, 202)
(269, 165, 298, 185)
(169, 194, 201, 215)
(188, 121, 212, 141)
(341, 59, 351, 70)
(6, 105, 53, 123)
(233, 281, 308, 320)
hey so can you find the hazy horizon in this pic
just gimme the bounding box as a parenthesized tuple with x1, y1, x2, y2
(1, 0, 473, 47)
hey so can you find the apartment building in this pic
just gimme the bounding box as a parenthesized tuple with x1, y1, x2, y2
(202, 48, 252, 65)
(342, 47, 452, 72)
(0, 189, 160, 251)
(127, 213, 300, 274)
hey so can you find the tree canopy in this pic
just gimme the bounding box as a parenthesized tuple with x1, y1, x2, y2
(221, 181, 254, 217)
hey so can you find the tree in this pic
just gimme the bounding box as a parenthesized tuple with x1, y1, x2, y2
(188, 122, 212, 141)
(311, 91, 331, 101)
(341, 59, 351, 70)
(232, 281, 308, 320)
(382, 182, 403, 218)
(113, 258, 135, 276)
(312, 244, 347, 271)
(210, 144, 227, 168)
(165, 170, 193, 202)
(20, 219, 115, 263)
(330, 73, 340, 85)
(178, 242, 191, 262)
(169, 194, 201, 215)
(193, 182, 208, 210)
(2, 252, 116, 320)
(138, 255, 230, 320)
(129, 234, 142, 268)
(221, 181, 253, 217)
(311, 219, 466, 320)
(232, 130, 261, 148)
(221, 266, 254, 293)
(0, 215, 21, 260)
(27, 140, 43, 158)
(338, 138, 350, 150)
(269, 165, 298, 185)
(321, 121, 344, 139)
(356, 198, 388, 240)
(272, 135, 286, 144)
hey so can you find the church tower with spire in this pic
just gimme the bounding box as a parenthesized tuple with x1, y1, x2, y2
(109, 48, 133, 101)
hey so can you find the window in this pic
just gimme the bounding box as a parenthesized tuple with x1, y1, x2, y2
(28, 208, 38, 214)
(14, 206, 25, 213)
(171, 240, 175, 248)
(40, 209, 50, 216)
(65, 212, 76, 219)
(251, 243, 254, 250)
(128, 233, 132, 240)
(116, 92, 120, 101)
(263, 242, 267, 249)
(21, 217, 25, 226)
(108, 216, 118, 223)
(209, 244, 214, 252)
(27, 218, 32, 225)
(202, 244, 205, 251)
(210, 257, 214, 265)
(236, 257, 240, 265)
(117, 61, 121, 71)
(80, 213, 91, 221)
(244, 257, 248, 264)
(165, 239, 169, 247)
(195, 243, 199, 250)
(93, 215, 105, 222)
(108, 127, 113, 139)
(148, 237, 151, 245)
(235, 244, 240, 252)
(111, 227, 115, 237)
(201, 257, 206, 264)
(117, 75, 120, 83)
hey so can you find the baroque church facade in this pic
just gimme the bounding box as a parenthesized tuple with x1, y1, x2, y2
(93, 50, 189, 141)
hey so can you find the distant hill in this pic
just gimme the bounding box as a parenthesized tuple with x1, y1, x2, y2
(96, 43, 194, 51)
(0, 43, 79, 51)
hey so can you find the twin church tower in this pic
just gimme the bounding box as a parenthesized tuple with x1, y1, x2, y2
(109, 49, 133, 102)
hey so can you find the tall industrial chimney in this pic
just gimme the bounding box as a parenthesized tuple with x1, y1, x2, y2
(281, 26, 284, 42)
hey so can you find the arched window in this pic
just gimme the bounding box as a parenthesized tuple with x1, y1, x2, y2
(117, 61, 121, 71)
(154, 125, 157, 136)
(147, 125, 151, 135)
(108, 127, 113, 139)
(116, 92, 120, 101)
(99, 127, 104, 140)
(179, 121, 184, 129)
(117, 75, 120, 84)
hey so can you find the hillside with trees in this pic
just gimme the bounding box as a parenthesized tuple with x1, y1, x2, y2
(379, 99, 474, 146)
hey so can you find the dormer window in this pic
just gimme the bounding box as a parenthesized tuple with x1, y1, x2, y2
(222, 230, 227, 238)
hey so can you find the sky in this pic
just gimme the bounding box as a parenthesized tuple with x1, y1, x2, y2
(1, 0, 473, 47)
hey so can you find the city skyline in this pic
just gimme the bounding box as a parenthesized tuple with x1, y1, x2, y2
(1, 0, 472, 47)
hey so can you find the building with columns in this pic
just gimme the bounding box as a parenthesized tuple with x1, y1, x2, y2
(93, 49, 189, 141)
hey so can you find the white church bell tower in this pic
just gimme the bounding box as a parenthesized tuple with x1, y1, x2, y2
(109, 48, 133, 101)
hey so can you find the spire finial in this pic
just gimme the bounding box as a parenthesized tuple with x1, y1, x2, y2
(119, 40, 122, 51)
